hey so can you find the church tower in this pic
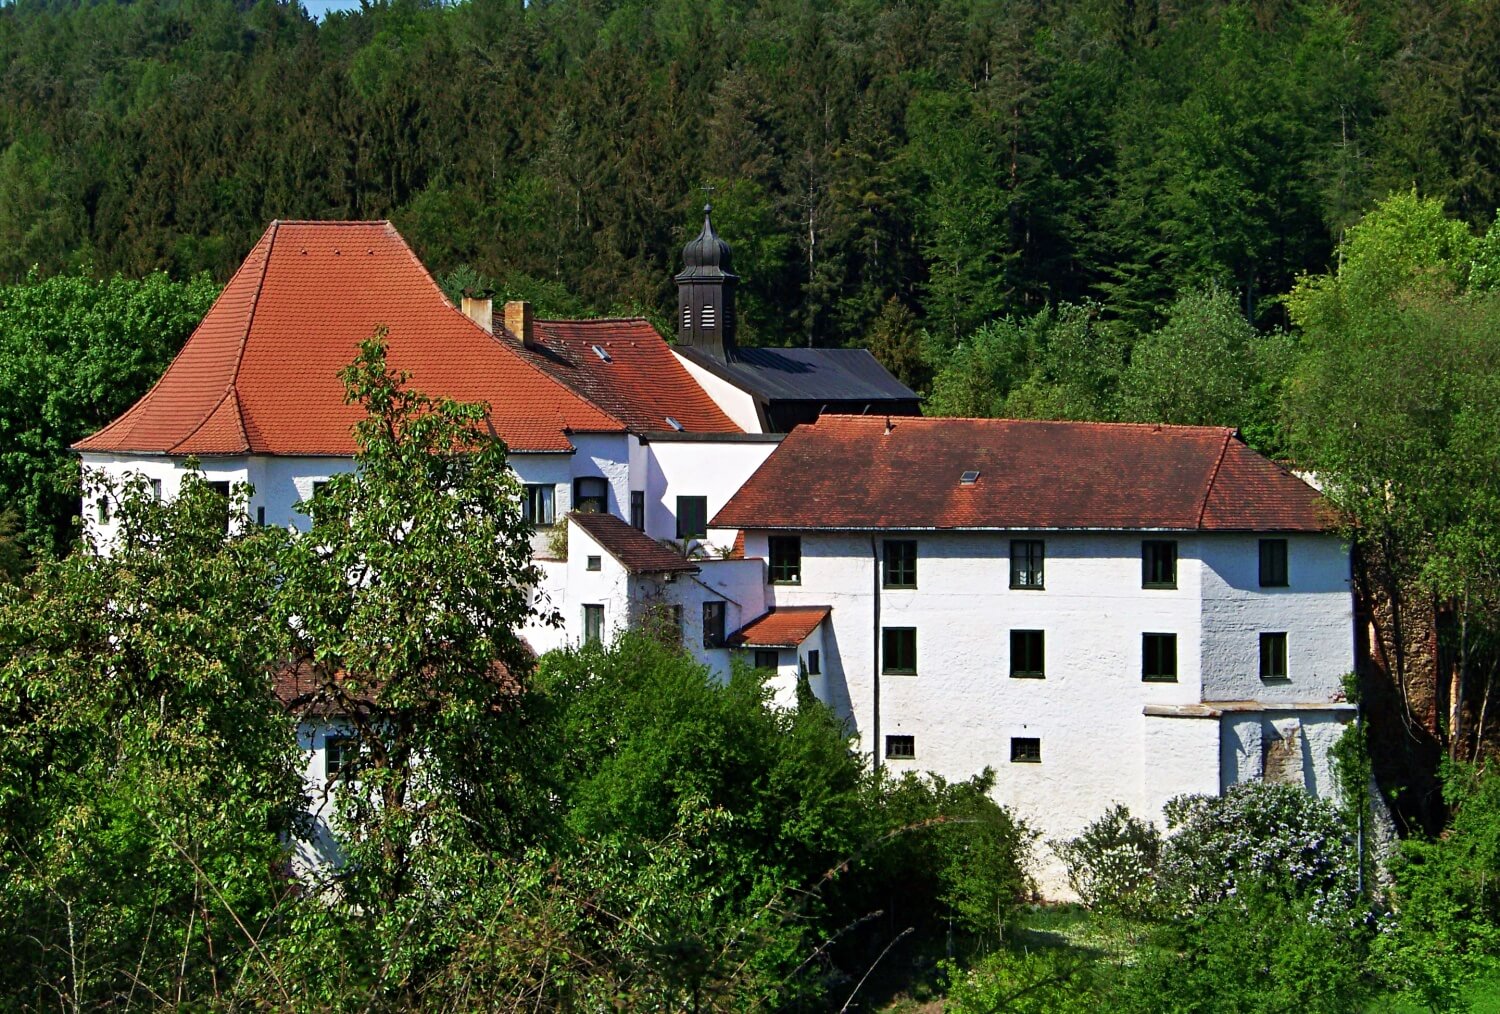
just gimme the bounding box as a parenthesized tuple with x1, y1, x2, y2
(675, 204, 737, 359)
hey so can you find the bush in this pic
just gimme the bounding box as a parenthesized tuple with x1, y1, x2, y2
(1052, 805, 1162, 917)
(1157, 782, 1359, 920)
(944, 947, 1101, 1013)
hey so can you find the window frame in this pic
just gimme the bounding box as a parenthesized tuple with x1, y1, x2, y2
(676, 495, 709, 540)
(1260, 632, 1289, 680)
(702, 600, 726, 648)
(325, 733, 359, 780)
(583, 604, 605, 645)
(753, 649, 780, 670)
(1010, 539, 1045, 590)
(630, 490, 646, 530)
(768, 536, 802, 584)
(1010, 629, 1045, 678)
(1259, 538, 1289, 588)
(1010, 737, 1041, 764)
(522, 483, 557, 527)
(1142, 540, 1178, 589)
(882, 627, 918, 675)
(882, 539, 918, 589)
(585, 555, 602, 571)
(885, 734, 916, 760)
(1142, 632, 1178, 682)
(806, 649, 821, 675)
(573, 477, 607, 514)
(207, 481, 231, 534)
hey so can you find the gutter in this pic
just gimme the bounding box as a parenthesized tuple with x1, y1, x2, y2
(871, 536, 882, 777)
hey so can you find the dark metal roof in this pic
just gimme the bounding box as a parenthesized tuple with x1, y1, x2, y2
(675, 345, 918, 404)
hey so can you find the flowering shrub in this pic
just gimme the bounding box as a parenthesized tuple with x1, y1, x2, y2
(1158, 782, 1358, 919)
(1051, 805, 1162, 916)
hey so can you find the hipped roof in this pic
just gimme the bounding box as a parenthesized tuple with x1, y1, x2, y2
(75, 221, 623, 456)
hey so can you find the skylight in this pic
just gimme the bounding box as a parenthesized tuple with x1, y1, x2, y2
(666, 416, 684, 431)
(592, 344, 612, 362)
(960, 470, 980, 485)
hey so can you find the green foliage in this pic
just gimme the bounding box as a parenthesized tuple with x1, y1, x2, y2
(1052, 805, 1162, 918)
(0, 269, 218, 556)
(944, 946, 1102, 1014)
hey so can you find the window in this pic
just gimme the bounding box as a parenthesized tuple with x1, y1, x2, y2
(1011, 737, 1041, 763)
(630, 491, 645, 530)
(754, 649, 780, 670)
(573, 477, 607, 514)
(207, 481, 231, 533)
(1143, 633, 1178, 681)
(769, 536, 801, 584)
(97, 495, 110, 524)
(256, 506, 266, 527)
(523, 484, 556, 526)
(702, 601, 726, 648)
(583, 604, 604, 645)
(658, 605, 683, 644)
(1142, 540, 1178, 588)
(885, 735, 915, 760)
(325, 734, 359, 779)
(1010, 630, 1045, 678)
(883, 539, 917, 588)
(1260, 632, 1289, 679)
(676, 495, 708, 540)
(883, 627, 917, 674)
(586, 555, 602, 571)
(1010, 539, 1045, 589)
(149, 478, 162, 501)
(1259, 539, 1288, 587)
(312, 480, 329, 499)
(806, 649, 821, 675)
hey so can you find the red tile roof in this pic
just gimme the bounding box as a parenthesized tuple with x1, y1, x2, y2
(713, 415, 1335, 532)
(75, 221, 624, 456)
(272, 653, 527, 716)
(728, 606, 831, 648)
(567, 510, 700, 574)
(513, 318, 742, 434)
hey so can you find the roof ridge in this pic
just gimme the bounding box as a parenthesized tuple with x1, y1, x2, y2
(1196, 429, 1235, 529)
(270, 219, 393, 226)
(537, 316, 655, 326)
(822, 413, 1236, 435)
(169, 387, 247, 454)
(226, 219, 277, 417)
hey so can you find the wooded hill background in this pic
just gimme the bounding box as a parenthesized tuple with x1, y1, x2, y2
(2, 0, 1496, 346)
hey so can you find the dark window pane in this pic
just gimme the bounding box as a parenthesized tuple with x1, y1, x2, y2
(573, 477, 607, 514)
(676, 496, 708, 539)
(754, 649, 779, 670)
(885, 735, 915, 759)
(630, 491, 645, 530)
(1010, 630, 1045, 677)
(1143, 633, 1178, 681)
(1142, 541, 1178, 588)
(1259, 539, 1288, 587)
(1011, 737, 1041, 763)
(882, 627, 917, 674)
(586, 555, 601, 571)
(583, 604, 604, 644)
(207, 481, 231, 533)
(523, 484, 556, 526)
(883, 540, 918, 588)
(1010, 539, 1045, 589)
(1260, 632, 1288, 679)
(806, 649, 821, 675)
(769, 537, 801, 584)
(325, 734, 359, 779)
(703, 601, 726, 648)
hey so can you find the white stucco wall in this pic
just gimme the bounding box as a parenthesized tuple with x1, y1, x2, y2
(81, 452, 253, 549)
(670, 351, 764, 432)
(292, 718, 348, 875)
(642, 438, 780, 547)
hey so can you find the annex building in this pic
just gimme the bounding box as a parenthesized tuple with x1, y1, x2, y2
(75, 212, 1354, 893)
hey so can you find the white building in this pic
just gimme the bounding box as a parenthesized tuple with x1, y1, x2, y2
(74, 216, 1353, 895)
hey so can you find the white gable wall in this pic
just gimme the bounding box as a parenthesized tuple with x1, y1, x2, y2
(642, 438, 780, 547)
(670, 351, 764, 432)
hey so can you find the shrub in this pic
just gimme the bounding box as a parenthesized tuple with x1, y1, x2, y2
(944, 947, 1100, 1013)
(1158, 782, 1358, 919)
(1052, 805, 1162, 916)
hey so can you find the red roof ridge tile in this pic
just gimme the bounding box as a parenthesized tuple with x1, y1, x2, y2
(828, 413, 1238, 436)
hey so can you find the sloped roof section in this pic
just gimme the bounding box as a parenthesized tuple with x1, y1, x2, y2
(513, 319, 741, 434)
(675, 345, 918, 404)
(568, 511, 700, 574)
(75, 221, 624, 456)
(713, 415, 1334, 532)
(729, 606, 831, 648)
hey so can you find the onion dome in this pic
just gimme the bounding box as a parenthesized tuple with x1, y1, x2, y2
(677, 204, 737, 280)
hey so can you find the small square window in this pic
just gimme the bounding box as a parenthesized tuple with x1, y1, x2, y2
(325, 733, 359, 779)
(1259, 539, 1288, 587)
(630, 491, 645, 530)
(882, 627, 917, 674)
(1260, 632, 1289, 680)
(769, 536, 801, 584)
(523, 484, 556, 526)
(1143, 633, 1178, 681)
(703, 601, 726, 648)
(754, 649, 780, 670)
(1010, 737, 1041, 763)
(1142, 540, 1178, 588)
(676, 495, 708, 540)
(586, 555, 602, 571)
(885, 734, 915, 760)
(1010, 540, 1044, 589)
(1010, 630, 1045, 678)
(583, 604, 604, 645)
(883, 540, 917, 589)
(806, 649, 821, 675)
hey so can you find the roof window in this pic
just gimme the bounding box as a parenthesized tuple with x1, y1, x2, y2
(591, 344, 612, 363)
(666, 416, 684, 431)
(960, 470, 980, 485)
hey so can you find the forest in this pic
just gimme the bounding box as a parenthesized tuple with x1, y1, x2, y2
(2, 0, 1500, 1009)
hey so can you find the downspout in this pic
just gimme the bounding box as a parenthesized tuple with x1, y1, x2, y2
(872, 536, 882, 777)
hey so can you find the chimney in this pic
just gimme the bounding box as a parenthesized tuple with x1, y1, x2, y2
(504, 300, 535, 346)
(460, 290, 493, 335)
